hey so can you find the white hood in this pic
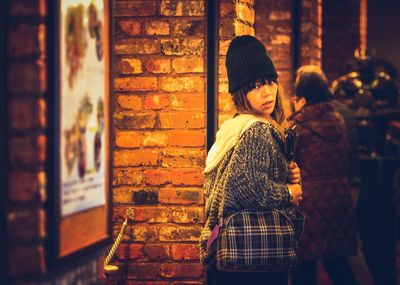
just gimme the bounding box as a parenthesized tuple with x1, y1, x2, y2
(204, 114, 269, 174)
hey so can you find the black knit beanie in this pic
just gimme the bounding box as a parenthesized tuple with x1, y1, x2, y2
(226, 35, 278, 94)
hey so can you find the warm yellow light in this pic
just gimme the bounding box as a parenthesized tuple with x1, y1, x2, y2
(62, 0, 104, 13)
(360, 0, 367, 58)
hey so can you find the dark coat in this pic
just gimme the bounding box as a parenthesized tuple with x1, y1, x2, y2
(331, 100, 360, 187)
(290, 102, 357, 260)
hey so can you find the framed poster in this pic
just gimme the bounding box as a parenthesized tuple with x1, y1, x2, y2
(60, 0, 108, 217)
(48, 0, 112, 265)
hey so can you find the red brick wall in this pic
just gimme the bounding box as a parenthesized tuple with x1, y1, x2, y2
(7, 0, 48, 279)
(322, 0, 360, 81)
(6, 0, 99, 284)
(111, 0, 205, 283)
(300, 0, 322, 67)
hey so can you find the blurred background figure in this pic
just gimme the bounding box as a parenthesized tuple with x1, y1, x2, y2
(331, 57, 400, 157)
(289, 65, 359, 285)
(331, 56, 400, 285)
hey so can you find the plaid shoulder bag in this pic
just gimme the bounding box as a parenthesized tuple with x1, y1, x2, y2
(208, 208, 304, 272)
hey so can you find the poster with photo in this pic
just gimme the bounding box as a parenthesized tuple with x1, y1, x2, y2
(60, 0, 108, 217)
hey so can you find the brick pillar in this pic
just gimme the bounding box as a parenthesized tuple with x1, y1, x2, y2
(7, 0, 48, 279)
(255, 0, 295, 98)
(299, 0, 322, 67)
(112, 0, 205, 283)
(217, 0, 255, 127)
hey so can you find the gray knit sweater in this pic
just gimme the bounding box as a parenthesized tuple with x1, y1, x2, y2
(200, 121, 291, 263)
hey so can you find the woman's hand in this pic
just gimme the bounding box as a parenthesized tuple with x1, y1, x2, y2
(288, 161, 301, 184)
(287, 183, 302, 207)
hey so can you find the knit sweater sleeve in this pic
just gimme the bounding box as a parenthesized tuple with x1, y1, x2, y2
(224, 122, 290, 212)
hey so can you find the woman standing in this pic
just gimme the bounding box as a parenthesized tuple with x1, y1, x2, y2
(200, 35, 303, 285)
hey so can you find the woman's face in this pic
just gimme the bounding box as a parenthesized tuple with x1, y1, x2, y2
(246, 80, 278, 116)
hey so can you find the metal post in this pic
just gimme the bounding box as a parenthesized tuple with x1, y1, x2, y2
(206, 0, 219, 151)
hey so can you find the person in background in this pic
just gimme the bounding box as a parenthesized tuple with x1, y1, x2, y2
(289, 65, 358, 285)
(296, 66, 375, 285)
(200, 35, 303, 285)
